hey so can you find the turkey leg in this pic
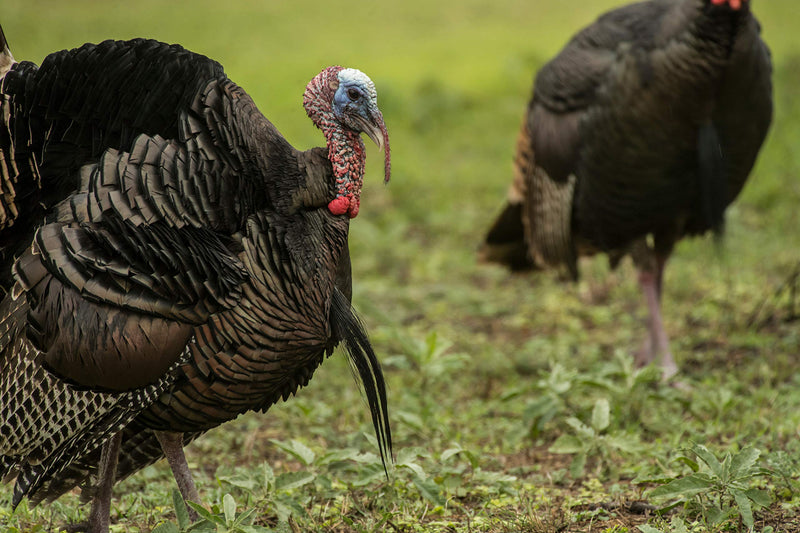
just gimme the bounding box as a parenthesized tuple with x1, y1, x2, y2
(87, 431, 122, 533)
(635, 253, 678, 379)
(155, 431, 200, 521)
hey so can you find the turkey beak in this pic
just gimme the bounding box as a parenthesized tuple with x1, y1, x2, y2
(356, 108, 391, 184)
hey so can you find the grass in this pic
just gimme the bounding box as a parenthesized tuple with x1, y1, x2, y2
(2, 0, 800, 531)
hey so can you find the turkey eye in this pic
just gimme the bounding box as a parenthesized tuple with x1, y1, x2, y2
(347, 88, 360, 101)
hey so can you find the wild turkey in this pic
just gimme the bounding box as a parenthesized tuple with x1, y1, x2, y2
(0, 25, 392, 532)
(481, 0, 772, 378)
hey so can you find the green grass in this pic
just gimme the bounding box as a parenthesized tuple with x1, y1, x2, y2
(2, 0, 800, 531)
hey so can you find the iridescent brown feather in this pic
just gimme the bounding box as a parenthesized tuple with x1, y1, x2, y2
(0, 32, 392, 529)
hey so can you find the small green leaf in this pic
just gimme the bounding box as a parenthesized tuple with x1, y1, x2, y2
(668, 516, 692, 533)
(441, 447, 462, 462)
(234, 508, 257, 526)
(186, 501, 226, 526)
(605, 433, 642, 454)
(275, 471, 315, 491)
(549, 434, 585, 455)
(223, 493, 236, 526)
(172, 488, 190, 530)
(569, 452, 587, 478)
(565, 417, 594, 438)
(395, 410, 425, 432)
(591, 398, 610, 432)
(674, 455, 700, 472)
(649, 473, 716, 500)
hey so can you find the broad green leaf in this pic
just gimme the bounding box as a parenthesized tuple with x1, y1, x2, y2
(649, 473, 716, 500)
(187, 501, 226, 526)
(151, 523, 181, 533)
(745, 487, 772, 508)
(441, 447, 463, 462)
(591, 398, 610, 432)
(275, 471, 315, 491)
(223, 493, 236, 526)
(270, 439, 315, 466)
(352, 464, 387, 487)
(691, 444, 724, 479)
(172, 488, 190, 530)
(549, 434, 585, 454)
(317, 448, 361, 466)
(731, 488, 755, 530)
(730, 447, 761, 478)
(396, 446, 427, 465)
(397, 460, 426, 478)
(413, 474, 446, 506)
(217, 470, 261, 493)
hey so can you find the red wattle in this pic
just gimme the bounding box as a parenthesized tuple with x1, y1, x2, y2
(328, 196, 350, 216)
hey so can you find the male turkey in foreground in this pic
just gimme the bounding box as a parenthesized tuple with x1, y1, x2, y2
(481, 0, 772, 378)
(0, 26, 392, 532)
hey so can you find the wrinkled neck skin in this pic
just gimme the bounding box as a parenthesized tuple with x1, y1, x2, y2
(325, 128, 365, 217)
(304, 67, 366, 218)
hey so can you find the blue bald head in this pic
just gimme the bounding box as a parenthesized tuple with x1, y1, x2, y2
(333, 69, 385, 148)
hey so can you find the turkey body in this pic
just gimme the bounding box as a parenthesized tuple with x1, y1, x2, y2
(482, 0, 772, 376)
(0, 31, 391, 529)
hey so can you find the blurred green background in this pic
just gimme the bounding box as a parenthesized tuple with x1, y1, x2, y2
(2, 1, 799, 531)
